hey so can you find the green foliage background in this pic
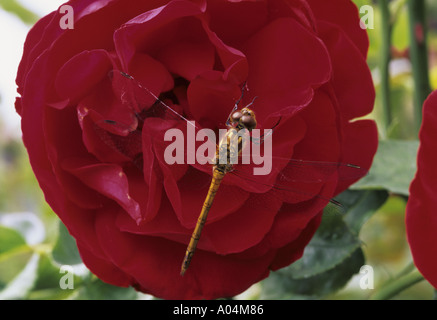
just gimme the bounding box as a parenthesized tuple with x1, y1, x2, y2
(0, 0, 436, 300)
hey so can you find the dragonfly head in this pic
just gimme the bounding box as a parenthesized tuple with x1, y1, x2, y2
(231, 107, 257, 131)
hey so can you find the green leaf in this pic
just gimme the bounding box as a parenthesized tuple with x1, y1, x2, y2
(28, 253, 83, 300)
(75, 278, 138, 300)
(338, 190, 389, 235)
(0, 247, 33, 291)
(0, 253, 39, 299)
(288, 209, 361, 280)
(0, 225, 26, 253)
(351, 140, 419, 195)
(52, 221, 82, 266)
(0, 226, 32, 290)
(261, 249, 365, 299)
(261, 189, 387, 299)
(261, 206, 361, 298)
(0, 213, 45, 245)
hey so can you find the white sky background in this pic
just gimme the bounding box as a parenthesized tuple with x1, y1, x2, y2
(0, 0, 65, 138)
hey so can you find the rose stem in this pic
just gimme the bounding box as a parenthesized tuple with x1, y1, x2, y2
(407, 0, 431, 132)
(378, 0, 393, 137)
(369, 268, 424, 300)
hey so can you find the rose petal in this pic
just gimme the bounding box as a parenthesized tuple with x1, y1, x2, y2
(176, 167, 250, 228)
(16, 12, 57, 95)
(318, 21, 375, 120)
(94, 208, 274, 299)
(157, 40, 215, 81)
(293, 89, 340, 161)
(270, 213, 323, 270)
(114, 0, 207, 71)
(78, 106, 137, 165)
(125, 165, 162, 223)
(187, 71, 243, 128)
(407, 91, 437, 289)
(126, 53, 174, 94)
(207, 0, 269, 49)
(53, 50, 112, 107)
(77, 242, 132, 287)
(44, 104, 106, 210)
(18, 44, 110, 247)
(269, 0, 316, 32)
(242, 17, 332, 121)
(267, 183, 335, 249)
(202, 191, 282, 254)
(117, 192, 191, 235)
(62, 159, 141, 224)
(334, 119, 378, 194)
(307, 0, 369, 58)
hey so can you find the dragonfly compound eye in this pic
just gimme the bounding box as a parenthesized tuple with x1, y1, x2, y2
(231, 111, 243, 123)
(241, 114, 257, 130)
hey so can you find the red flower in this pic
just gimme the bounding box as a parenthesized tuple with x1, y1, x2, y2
(16, 0, 377, 299)
(407, 90, 437, 288)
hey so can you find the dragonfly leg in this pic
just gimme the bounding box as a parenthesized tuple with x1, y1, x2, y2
(235, 81, 247, 106)
(226, 82, 248, 127)
(250, 116, 282, 145)
(243, 96, 258, 109)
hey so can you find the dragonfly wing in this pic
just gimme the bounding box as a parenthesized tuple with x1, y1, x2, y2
(87, 69, 226, 193)
(228, 166, 338, 204)
(225, 167, 346, 233)
(86, 71, 188, 160)
(231, 154, 367, 187)
(226, 156, 363, 214)
(109, 70, 160, 118)
(86, 69, 358, 214)
(278, 158, 367, 183)
(110, 70, 202, 127)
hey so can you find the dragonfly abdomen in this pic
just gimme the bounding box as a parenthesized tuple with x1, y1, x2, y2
(180, 168, 225, 276)
(180, 107, 257, 275)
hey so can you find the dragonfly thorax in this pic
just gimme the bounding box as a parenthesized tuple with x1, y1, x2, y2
(214, 112, 254, 174)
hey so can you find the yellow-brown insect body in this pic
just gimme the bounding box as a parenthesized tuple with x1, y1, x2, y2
(180, 107, 257, 276)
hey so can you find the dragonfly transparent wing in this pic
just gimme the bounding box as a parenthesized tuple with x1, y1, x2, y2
(221, 152, 368, 215)
(108, 70, 199, 128)
(90, 70, 366, 209)
(227, 165, 345, 210)
(88, 70, 210, 170)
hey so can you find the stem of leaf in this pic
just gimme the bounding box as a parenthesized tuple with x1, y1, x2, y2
(370, 268, 424, 300)
(396, 261, 417, 278)
(407, 0, 431, 132)
(378, 0, 393, 137)
(0, 0, 39, 25)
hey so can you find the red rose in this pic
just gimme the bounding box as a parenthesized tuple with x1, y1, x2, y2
(16, 0, 377, 299)
(407, 90, 437, 288)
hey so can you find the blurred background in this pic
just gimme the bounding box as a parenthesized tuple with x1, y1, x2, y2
(0, 0, 436, 299)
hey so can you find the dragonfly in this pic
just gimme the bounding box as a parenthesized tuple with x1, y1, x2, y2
(89, 70, 367, 276)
